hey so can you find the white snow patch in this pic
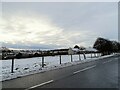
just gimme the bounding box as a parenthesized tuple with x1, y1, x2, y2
(1, 53, 116, 81)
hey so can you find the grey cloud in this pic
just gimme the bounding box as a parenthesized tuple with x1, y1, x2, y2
(1, 2, 118, 49)
(2, 42, 63, 49)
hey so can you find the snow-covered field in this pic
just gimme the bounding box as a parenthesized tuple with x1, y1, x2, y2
(1, 53, 103, 81)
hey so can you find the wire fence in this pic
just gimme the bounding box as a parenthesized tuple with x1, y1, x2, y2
(2, 53, 101, 73)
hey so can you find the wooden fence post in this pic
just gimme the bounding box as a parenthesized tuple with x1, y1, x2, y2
(42, 56, 44, 68)
(71, 54, 73, 62)
(60, 55, 62, 64)
(94, 53, 96, 57)
(95, 53, 96, 57)
(11, 58, 14, 73)
(83, 53, 86, 59)
(91, 53, 92, 58)
(79, 54, 81, 60)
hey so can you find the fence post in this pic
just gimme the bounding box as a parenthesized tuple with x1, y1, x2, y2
(83, 53, 86, 59)
(95, 53, 96, 57)
(91, 53, 92, 58)
(71, 54, 73, 62)
(60, 55, 62, 64)
(94, 53, 96, 57)
(79, 54, 81, 60)
(11, 58, 14, 73)
(42, 56, 44, 68)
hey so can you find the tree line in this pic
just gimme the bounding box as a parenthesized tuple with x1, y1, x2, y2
(93, 37, 120, 55)
(1, 37, 120, 59)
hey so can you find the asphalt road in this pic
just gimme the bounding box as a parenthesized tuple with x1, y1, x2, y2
(2, 54, 119, 89)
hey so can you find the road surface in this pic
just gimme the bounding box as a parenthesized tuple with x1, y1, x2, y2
(2, 54, 119, 89)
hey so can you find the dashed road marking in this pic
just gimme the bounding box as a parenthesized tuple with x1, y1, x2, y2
(115, 58, 118, 60)
(103, 60, 112, 64)
(73, 65, 96, 74)
(25, 80, 54, 90)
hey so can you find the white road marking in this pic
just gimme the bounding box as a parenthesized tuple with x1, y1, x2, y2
(73, 65, 96, 74)
(103, 60, 112, 64)
(25, 80, 54, 90)
(115, 58, 118, 60)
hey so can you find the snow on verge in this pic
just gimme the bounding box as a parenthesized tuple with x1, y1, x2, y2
(1, 54, 116, 81)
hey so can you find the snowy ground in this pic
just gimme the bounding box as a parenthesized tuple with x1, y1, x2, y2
(1, 53, 115, 82)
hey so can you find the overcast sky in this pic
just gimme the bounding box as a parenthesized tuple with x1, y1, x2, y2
(0, 2, 118, 49)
